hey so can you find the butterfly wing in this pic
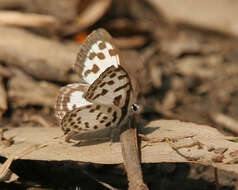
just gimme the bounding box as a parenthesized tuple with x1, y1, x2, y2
(85, 65, 133, 124)
(55, 83, 92, 121)
(74, 28, 120, 84)
(56, 29, 134, 139)
(61, 104, 121, 138)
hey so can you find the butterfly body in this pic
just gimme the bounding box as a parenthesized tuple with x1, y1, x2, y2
(55, 29, 137, 140)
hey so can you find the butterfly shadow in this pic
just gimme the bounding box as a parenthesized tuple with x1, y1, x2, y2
(139, 123, 160, 136)
(71, 127, 120, 147)
(70, 121, 159, 147)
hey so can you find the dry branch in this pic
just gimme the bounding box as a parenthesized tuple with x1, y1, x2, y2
(0, 26, 79, 82)
(0, 11, 60, 29)
(211, 113, 238, 135)
(0, 0, 80, 22)
(0, 0, 30, 9)
(0, 65, 13, 78)
(0, 162, 18, 182)
(120, 117, 149, 190)
(114, 35, 147, 48)
(8, 68, 59, 108)
(62, 0, 112, 35)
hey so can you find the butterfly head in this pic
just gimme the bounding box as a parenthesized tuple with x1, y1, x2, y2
(130, 103, 141, 114)
(131, 103, 139, 111)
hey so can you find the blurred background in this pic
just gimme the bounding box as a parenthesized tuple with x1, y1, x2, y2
(0, 0, 238, 189)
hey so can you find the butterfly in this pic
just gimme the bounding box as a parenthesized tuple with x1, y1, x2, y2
(55, 29, 139, 140)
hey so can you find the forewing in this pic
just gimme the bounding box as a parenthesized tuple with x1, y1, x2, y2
(74, 28, 120, 84)
(55, 83, 92, 121)
(61, 104, 121, 136)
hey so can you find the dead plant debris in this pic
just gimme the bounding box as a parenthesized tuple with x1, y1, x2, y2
(0, 0, 238, 189)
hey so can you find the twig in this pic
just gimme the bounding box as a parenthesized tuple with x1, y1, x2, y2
(0, 144, 47, 181)
(214, 168, 220, 190)
(139, 134, 195, 148)
(0, 65, 13, 78)
(166, 139, 203, 150)
(210, 112, 238, 134)
(82, 170, 120, 190)
(0, 129, 14, 147)
(114, 35, 147, 48)
(139, 134, 202, 161)
(165, 138, 203, 161)
(0, 26, 78, 82)
(23, 114, 51, 127)
(0, 11, 59, 29)
(120, 116, 149, 190)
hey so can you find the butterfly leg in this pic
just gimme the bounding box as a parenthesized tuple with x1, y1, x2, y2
(128, 115, 135, 129)
(108, 127, 120, 147)
(64, 131, 82, 143)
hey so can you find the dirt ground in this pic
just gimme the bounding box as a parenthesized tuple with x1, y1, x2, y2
(0, 0, 238, 190)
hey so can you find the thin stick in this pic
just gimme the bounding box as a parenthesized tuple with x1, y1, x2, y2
(214, 168, 220, 190)
(120, 116, 149, 190)
(210, 113, 238, 134)
(0, 144, 47, 180)
(0, 10, 59, 28)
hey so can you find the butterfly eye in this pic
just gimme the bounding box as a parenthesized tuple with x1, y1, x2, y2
(131, 104, 139, 112)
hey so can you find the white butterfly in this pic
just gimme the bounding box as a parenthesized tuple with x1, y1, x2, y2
(55, 29, 139, 140)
